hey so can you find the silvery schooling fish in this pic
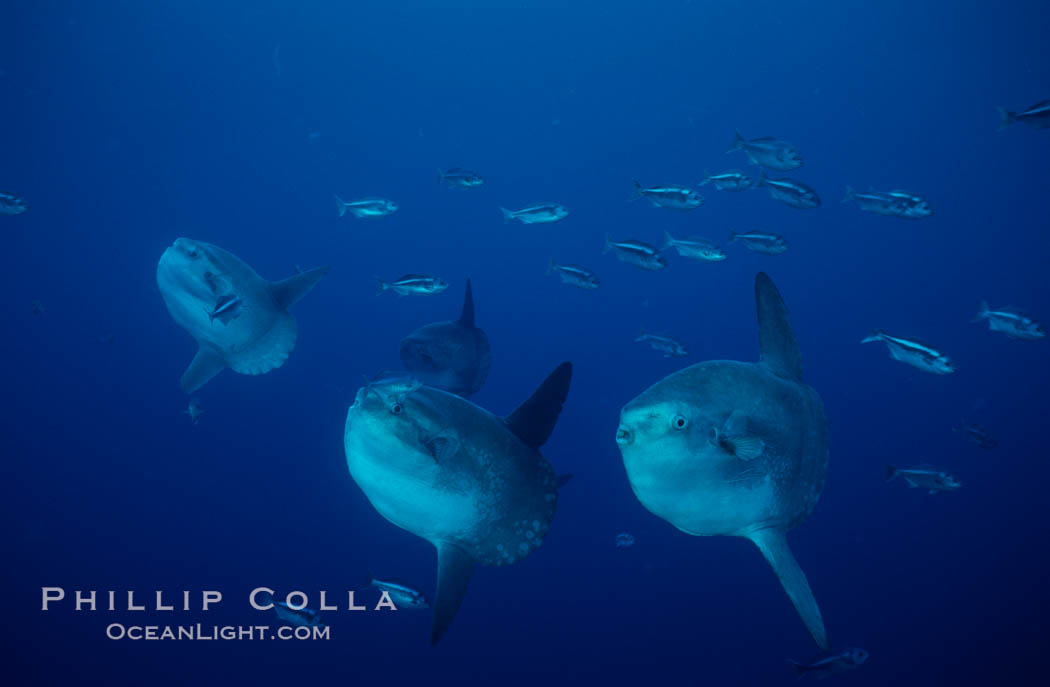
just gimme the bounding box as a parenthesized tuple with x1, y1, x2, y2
(756, 172, 821, 209)
(727, 131, 802, 171)
(500, 203, 568, 224)
(604, 236, 666, 270)
(972, 301, 1046, 340)
(631, 181, 704, 209)
(335, 196, 399, 218)
(861, 330, 955, 375)
(998, 99, 1050, 130)
(547, 260, 600, 290)
(377, 275, 449, 296)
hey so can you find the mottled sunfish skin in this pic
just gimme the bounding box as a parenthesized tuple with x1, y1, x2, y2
(156, 238, 329, 393)
(615, 273, 830, 649)
(400, 279, 492, 397)
(345, 362, 573, 645)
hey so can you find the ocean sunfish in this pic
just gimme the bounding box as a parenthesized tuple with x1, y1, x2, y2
(344, 364, 573, 645)
(399, 279, 492, 397)
(615, 272, 830, 649)
(156, 238, 328, 393)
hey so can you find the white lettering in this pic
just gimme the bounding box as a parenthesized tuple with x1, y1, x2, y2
(319, 590, 336, 611)
(155, 591, 173, 611)
(41, 587, 65, 610)
(375, 590, 397, 611)
(285, 591, 308, 611)
(75, 590, 96, 611)
(127, 591, 145, 611)
(106, 623, 125, 639)
(347, 591, 366, 611)
(202, 590, 222, 611)
(250, 587, 274, 610)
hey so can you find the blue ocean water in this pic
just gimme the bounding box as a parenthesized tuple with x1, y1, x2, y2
(3, 1, 1049, 684)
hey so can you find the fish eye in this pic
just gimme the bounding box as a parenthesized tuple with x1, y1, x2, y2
(671, 415, 688, 430)
(389, 402, 403, 415)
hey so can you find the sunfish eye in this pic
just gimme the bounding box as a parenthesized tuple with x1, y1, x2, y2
(389, 402, 403, 415)
(671, 415, 687, 430)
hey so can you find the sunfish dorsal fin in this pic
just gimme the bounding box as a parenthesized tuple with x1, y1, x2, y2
(459, 279, 475, 327)
(430, 542, 473, 646)
(270, 265, 329, 310)
(504, 362, 572, 449)
(755, 272, 802, 381)
(181, 345, 225, 393)
(748, 528, 828, 650)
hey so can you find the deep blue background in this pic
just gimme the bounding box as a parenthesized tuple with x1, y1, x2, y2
(3, 1, 1048, 684)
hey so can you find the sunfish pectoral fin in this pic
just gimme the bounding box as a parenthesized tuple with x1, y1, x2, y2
(504, 361, 572, 449)
(180, 346, 225, 393)
(423, 435, 460, 463)
(270, 265, 329, 310)
(754, 272, 803, 381)
(430, 543, 473, 646)
(748, 528, 828, 650)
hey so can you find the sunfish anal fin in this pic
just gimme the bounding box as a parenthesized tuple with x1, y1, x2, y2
(181, 346, 225, 393)
(504, 362, 572, 449)
(270, 265, 329, 310)
(430, 542, 473, 646)
(755, 272, 803, 381)
(459, 279, 475, 327)
(748, 528, 828, 650)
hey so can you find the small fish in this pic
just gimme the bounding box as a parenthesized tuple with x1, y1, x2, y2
(499, 203, 568, 224)
(635, 331, 688, 357)
(842, 186, 906, 216)
(0, 191, 27, 215)
(727, 131, 803, 171)
(756, 172, 821, 209)
(882, 190, 933, 219)
(861, 330, 955, 374)
(335, 195, 399, 218)
(972, 301, 1046, 340)
(184, 398, 204, 425)
(204, 293, 243, 325)
(998, 99, 1050, 130)
(438, 168, 484, 189)
(728, 231, 788, 255)
(376, 274, 449, 296)
(790, 647, 869, 679)
(614, 532, 635, 548)
(662, 231, 726, 262)
(547, 260, 599, 290)
(366, 575, 429, 609)
(631, 181, 704, 210)
(699, 170, 752, 192)
(955, 423, 997, 450)
(887, 465, 961, 493)
(604, 236, 666, 270)
(274, 601, 323, 627)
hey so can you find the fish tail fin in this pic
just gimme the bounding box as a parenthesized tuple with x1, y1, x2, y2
(755, 170, 767, 187)
(997, 107, 1015, 130)
(334, 194, 347, 217)
(630, 179, 643, 200)
(635, 328, 647, 342)
(499, 207, 512, 223)
(662, 230, 676, 251)
(375, 276, 389, 295)
(727, 130, 744, 153)
(698, 169, 712, 186)
(842, 185, 855, 203)
(603, 234, 613, 254)
(437, 168, 445, 183)
(788, 660, 808, 679)
(546, 259, 556, 275)
(971, 300, 989, 323)
(886, 465, 898, 481)
(728, 231, 738, 243)
(860, 329, 883, 344)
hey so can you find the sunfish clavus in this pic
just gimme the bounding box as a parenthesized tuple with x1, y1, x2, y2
(156, 238, 328, 393)
(344, 363, 573, 645)
(615, 272, 830, 649)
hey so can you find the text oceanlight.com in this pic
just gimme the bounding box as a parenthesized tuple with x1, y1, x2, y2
(105, 624, 329, 641)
